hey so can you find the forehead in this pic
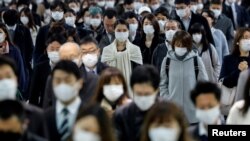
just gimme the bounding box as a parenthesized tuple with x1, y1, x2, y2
(115, 24, 128, 29)
(243, 31, 250, 38)
(166, 21, 178, 27)
(0, 65, 15, 75)
(80, 43, 97, 50)
(133, 83, 155, 92)
(196, 93, 218, 103)
(53, 70, 76, 79)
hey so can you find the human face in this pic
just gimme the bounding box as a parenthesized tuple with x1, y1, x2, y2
(209, 4, 222, 11)
(156, 13, 168, 21)
(143, 18, 153, 26)
(0, 65, 17, 82)
(149, 118, 181, 133)
(241, 31, 250, 40)
(196, 93, 220, 110)
(52, 70, 80, 89)
(46, 41, 61, 52)
(80, 43, 100, 57)
(104, 16, 116, 34)
(59, 46, 80, 61)
(74, 116, 100, 135)
(202, 12, 213, 27)
(0, 116, 23, 134)
(175, 3, 190, 18)
(150, 0, 159, 5)
(133, 83, 157, 96)
(90, 14, 102, 19)
(64, 12, 75, 18)
(109, 76, 122, 85)
(165, 21, 178, 31)
(126, 17, 138, 24)
(124, 3, 135, 12)
(68, 2, 79, 10)
(115, 24, 129, 33)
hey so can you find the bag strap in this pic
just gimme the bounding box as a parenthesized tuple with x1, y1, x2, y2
(165, 58, 170, 78)
(193, 56, 199, 80)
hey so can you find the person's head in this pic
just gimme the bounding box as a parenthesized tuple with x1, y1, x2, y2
(174, 0, 191, 19)
(46, 33, 67, 64)
(140, 101, 192, 141)
(20, 8, 35, 28)
(3, 9, 18, 26)
(164, 20, 181, 42)
(191, 81, 221, 125)
(81, 8, 91, 26)
(154, 7, 169, 33)
(209, 0, 222, 19)
(123, 11, 140, 35)
(172, 30, 193, 56)
(16, 0, 30, 12)
(142, 14, 160, 37)
(130, 65, 160, 111)
(79, 36, 100, 69)
(0, 23, 13, 44)
(114, 19, 130, 43)
(64, 9, 77, 27)
(89, 6, 103, 28)
(232, 28, 250, 56)
(68, 0, 80, 13)
(66, 28, 80, 43)
(201, 9, 216, 27)
(190, 23, 210, 51)
(103, 8, 117, 34)
(96, 0, 106, 8)
(123, 0, 135, 12)
(138, 6, 152, 17)
(105, 0, 116, 8)
(94, 67, 128, 103)
(51, 60, 83, 105)
(134, 0, 145, 11)
(0, 100, 27, 140)
(148, 0, 160, 11)
(190, 0, 198, 13)
(73, 104, 116, 141)
(50, 1, 66, 22)
(0, 56, 18, 101)
(59, 42, 82, 67)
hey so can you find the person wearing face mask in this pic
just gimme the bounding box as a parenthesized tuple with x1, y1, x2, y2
(99, 9, 117, 50)
(134, 0, 145, 13)
(196, 1, 204, 14)
(190, 23, 221, 83)
(44, 60, 85, 141)
(92, 67, 131, 117)
(114, 65, 160, 141)
(64, 9, 77, 27)
(140, 101, 193, 141)
(67, 0, 80, 14)
(140, 14, 164, 64)
(202, 9, 229, 64)
(105, 0, 116, 9)
(209, 0, 234, 51)
(152, 20, 180, 72)
(174, 0, 215, 46)
(43, 42, 99, 110)
(160, 30, 208, 124)
(189, 82, 224, 141)
(121, 0, 136, 15)
(29, 34, 67, 107)
(219, 28, 250, 116)
(149, 0, 161, 12)
(0, 100, 47, 141)
(80, 36, 108, 75)
(69, 104, 116, 141)
(154, 7, 170, 38)
(190, 0, 198, 14)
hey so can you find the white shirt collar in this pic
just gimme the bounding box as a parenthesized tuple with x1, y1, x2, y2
(56, 96, 81, 115)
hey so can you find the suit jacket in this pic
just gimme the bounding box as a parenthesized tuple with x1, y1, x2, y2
(96, 61, 109, 75)
(151, 42, 170, 72)
(21, 132, 47, 141)
(42, 64, 99, 109)
(76, 26, 94, 40)
(99, 31, 115, 52)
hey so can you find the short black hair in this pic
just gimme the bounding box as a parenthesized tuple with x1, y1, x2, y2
(103, 8, 117, 19)
(17, 0, 31, 7)
(65, 8, 76, 15)
(122, 11, 139, 21)
(114, 19, 129, 30)
(190, 81, 221, 105)
(124, 0, 134, 5)
(202, 9, 216, 21)
(50, 0, 67, 12)
(154, 7, 169, 19)
(46, 33, 67, 47)
(52, 60, 82, 80)
(210, 0, 222, 5)
(3, 9, 19, 26)
(174, 0, 190, 5)
(80, 36, 99, 47)
(0, 100, 25, 122)
(0, 56, 18, 76)
(130, 65, 160, 90)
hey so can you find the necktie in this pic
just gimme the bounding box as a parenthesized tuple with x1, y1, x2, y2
(228, 5, 236, 29)
(59, 108, 69, 141)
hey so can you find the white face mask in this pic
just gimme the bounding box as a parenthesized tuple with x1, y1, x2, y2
(20, 16, 29, 25)
(0, 33, 6, 43)
(53, 83, 79, 103)
(65, 16, 76, 27)
(51, 11, 64, 21)
(90, 18, 102, 27)
(129, 23, 138, 34)
(98, 1, 106, 7)
(196, 105, 221, 125)
(168, 0, 175, 6)
(211, 9, 221, 18)
(0, 79, 17, 101)
(134, 2, 143, 10)
(175, 47, 187, 56)
(143, 25, 155, 35)
(158, 20, 166, 32)
(72, 7, 80, 13)
(190, 5, 198, 13)
(134, 93, 157, 111)
(103, 84, 124, 102)
(82, 54, 98, 68)
(149, 127, 180, 141)
(151, 4, 160, 11)
(197, 3, 204, 10)
(47, 51, 60, 63)
(176, 8, 187, 18)
(84, 17, 91, 26)
(240, 39, 250, 52)
(106, 1, 115, 8)
(73, 129, 101, 141)
(165, 29, 177, 42)
(115, 31, 129, 42)
(192, 33, 202, 44)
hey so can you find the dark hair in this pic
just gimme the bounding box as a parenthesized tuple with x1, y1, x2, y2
(17, 0, 31, 7)
(92, 67, 129, 103)
(241, 75, 250, 116)
(65, 8, 76, 16)
(103, 8, 117, 19)
(51, 60, 82, 80)
(210, 0, 222, 5)
(3, 9, 19, 26)
(140, 101, 192, 141)
(190, 23, 211, 52)
(0, 56, 18, 76)
(201, 9, 215, 25)
(75, 104, 116, 141)
(0, 23, 14, 45)
(174, 0, 191, 5)
(130, 65, 160, 90)
(232, 28, 250, 56)
(80, 36, 99, 47)
(50, 0, 66, 12)
(124, 0, 134, 5)
(122, 11, 139, 21)
(0, 100, 25, 122)
(114, 19, 129, 30)
(66, 28, 80, 43)
(142, 14, 160, 37)
(190, 81, 221, 105)
(154, 7, 170, 19)
(172, 30, 193, 51)
(67, 0, 80, 4)
(20, 8, 37, 31)
(46, 33, 67, 47)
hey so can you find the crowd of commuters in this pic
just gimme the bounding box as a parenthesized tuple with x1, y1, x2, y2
(1, 0, 250, 141)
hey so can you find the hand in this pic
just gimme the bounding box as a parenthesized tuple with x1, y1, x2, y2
(238, 61, 248, 71)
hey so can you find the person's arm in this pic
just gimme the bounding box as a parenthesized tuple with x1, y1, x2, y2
(197, 56, 209, 81)
(235, 70, 249, 101)
(219, 30, 229, 57)
(159, 57, 169, 99)
(211, 45, 221, 82)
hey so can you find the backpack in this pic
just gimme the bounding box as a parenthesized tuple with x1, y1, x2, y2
(165, 56, 199, 80)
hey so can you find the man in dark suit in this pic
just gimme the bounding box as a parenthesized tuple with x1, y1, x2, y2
(189, 82, 225, 141)
(44, 60, 85, 141)
(42, 42, 99, 109)
(174, 0, 215, 45)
